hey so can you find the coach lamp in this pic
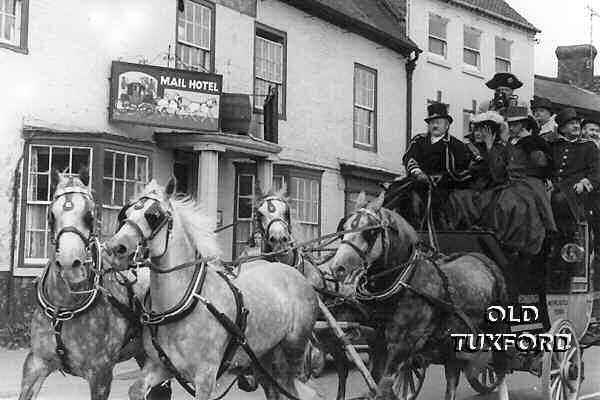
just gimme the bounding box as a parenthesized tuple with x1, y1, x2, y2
(561, 242, 585, 263)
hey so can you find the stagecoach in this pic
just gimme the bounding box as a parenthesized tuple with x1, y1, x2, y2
(384, 217, 600, 400)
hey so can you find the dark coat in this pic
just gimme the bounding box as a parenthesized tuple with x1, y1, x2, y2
(402, 133, 472, 182)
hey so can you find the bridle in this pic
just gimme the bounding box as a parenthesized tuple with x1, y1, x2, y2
(256, 196, 291, 245)
(50, 185, 97, 253)
(116, 193, 174, 267)
(339, 208, 392, 267)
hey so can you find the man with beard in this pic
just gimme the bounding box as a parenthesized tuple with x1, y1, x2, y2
(384, 102, 472, 226)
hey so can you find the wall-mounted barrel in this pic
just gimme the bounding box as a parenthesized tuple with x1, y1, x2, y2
(220, 93, 251, 134)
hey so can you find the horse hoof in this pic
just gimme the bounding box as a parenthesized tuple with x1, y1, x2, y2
(238, 373, 259, 392)
(147, 381, 172, 400)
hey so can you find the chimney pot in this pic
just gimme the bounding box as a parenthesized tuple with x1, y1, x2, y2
(556, 44, 597, 85)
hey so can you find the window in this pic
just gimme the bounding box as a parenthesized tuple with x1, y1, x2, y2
(24, 146, 92, 264)
(0, 0, 28, 52)
(495, 37, 511, 72)
(290, 177, 320, 244)
(234, 173, 255, 258)
(100, 150, 149, 241)
(428, 14, 448, 58)
(18, 134, 153, 270)
(463, 100, 477, 136)
(176, 0, 214, 72)
(254, 23, 286, 116)
(353, 64, 377, 150)
(463, 27, 481, 70)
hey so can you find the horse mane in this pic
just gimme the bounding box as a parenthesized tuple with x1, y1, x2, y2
(380, 207, 420, 246)
(169, 194, 222, 258)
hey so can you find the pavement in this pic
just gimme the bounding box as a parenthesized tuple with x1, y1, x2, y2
(1, 347, 599, 399)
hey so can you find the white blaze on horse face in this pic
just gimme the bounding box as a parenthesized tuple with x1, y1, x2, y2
(53, 194, 91, 284)
(258, 198, 291, 249)
(329, 213, 383, 282)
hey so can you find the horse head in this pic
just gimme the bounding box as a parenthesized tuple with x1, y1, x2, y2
(329, 191, 420, 282)
(49, 166, 97, 286)
(104, 178, 176, 271)
(254, 183, 293, 253)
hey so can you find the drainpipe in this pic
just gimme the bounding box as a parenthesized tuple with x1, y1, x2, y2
(405, 51, 419, 149)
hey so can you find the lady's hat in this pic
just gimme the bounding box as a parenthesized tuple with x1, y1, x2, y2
(485, 73, 523, 90)
(506, 106, 539, 132)
(470, 110, 505, 125)
(424, 102, 453, 124)
(555, 107, 579, 128)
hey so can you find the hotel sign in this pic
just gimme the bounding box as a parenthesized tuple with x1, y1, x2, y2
(109, 61, 222, 131)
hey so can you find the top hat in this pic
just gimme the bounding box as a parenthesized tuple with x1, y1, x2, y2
(530, 97, 553, 112)
(506, 106, 538, 131)
(485, 73, 523, 90)
(581, 111, 600, 128)
(424, 102, 453, 124)
(555, 108, 579, 128)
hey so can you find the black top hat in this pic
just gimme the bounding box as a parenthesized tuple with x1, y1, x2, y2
(581, 111, 600, 128)
(530, 97, 553, 112)
(555, 108, 579, 128)
(424, 102, 453, 124)
(485, 73, 523, 90)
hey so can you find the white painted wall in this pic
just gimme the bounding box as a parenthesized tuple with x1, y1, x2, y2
(1, 0, 409, 269)
(409, 0, 536, 137)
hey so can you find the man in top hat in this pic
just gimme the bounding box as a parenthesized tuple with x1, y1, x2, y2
(384, 103, 473, 225)
(478, 72, 528, 114)
(550, 107, 600, 225)
(531, 96, 557, 138)
(581, 111, 600, 149)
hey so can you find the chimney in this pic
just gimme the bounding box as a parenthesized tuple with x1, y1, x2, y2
(556, 44, 597, 86)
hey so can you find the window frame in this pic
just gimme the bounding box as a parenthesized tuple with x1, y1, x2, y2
(463, 26, 481, 71)
(353, 63, 378, 152)
(428, 13, 448, 59)
(495, 36, 512, 73)
(0, 0, 29, 54)
(253, 22, 287, 120)
(175, 0, 216, 73)
(273, 165, 322, 242)
(15, 133, 154, 275)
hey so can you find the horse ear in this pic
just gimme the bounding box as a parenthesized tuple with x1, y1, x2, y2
(354, 191, 368, 211)
(78, 165, 90, 186)
(278, 182, 287, 198)
(369, 191, 385, 211)
(50, 168, 63, 191)
(165, 175, 177, 197)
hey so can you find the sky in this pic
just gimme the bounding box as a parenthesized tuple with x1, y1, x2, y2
(505, 0, 600, 76)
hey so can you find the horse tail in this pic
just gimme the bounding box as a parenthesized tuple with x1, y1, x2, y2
(467, 252, 508, 305)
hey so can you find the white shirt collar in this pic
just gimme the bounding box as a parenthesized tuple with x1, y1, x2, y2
(431, 135, 445, 144)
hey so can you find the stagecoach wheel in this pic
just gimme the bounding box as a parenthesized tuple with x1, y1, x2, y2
(542, 319, 582, 400)
(466, 364, 503, 394)
(391, 356, 427, 400)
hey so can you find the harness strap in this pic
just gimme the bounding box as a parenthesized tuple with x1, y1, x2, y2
(216, 270, 248, 379)
(53, 319, 72, 374)
(149, 324, 197, 397)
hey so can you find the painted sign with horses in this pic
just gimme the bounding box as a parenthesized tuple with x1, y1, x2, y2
(109, 61, 222, 132)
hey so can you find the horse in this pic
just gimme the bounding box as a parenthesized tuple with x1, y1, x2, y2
(253, 185, 376, 400)
(103, 177, 319, 400)
(19, 168, 171, 400)
(328, 192, 509, 400)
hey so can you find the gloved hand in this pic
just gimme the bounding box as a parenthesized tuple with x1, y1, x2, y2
(574, 178, 593, 194)
(414, 170, 430, 183)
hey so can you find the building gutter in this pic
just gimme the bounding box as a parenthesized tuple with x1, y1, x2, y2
(405, 51, 420, 149)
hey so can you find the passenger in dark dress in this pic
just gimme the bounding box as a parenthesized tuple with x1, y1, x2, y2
(444, 107, 555, 256)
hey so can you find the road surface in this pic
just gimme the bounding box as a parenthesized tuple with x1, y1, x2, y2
(1, 347, 598, 399)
